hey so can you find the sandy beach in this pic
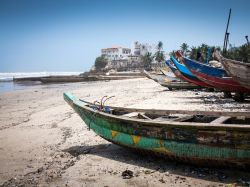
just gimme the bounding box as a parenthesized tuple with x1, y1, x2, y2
(1, 78, 250, 187)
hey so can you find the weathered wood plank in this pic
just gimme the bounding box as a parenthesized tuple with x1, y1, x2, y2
(173, 115, 194, 122)
(122, 112, 139, 118)
(138, 113, 152, 120)
(79, 99, 250, 117)
(153, 115, 193, 122)
(210, 116, 231, 124)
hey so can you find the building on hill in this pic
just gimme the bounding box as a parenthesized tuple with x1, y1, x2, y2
(133, 41, 157, 56)
(98, 42, 163, 71)
(101, 46, 131, 61)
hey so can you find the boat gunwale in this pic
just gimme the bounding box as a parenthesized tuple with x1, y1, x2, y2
(222, 56, 250, 67)
(65, 93, 250, 129)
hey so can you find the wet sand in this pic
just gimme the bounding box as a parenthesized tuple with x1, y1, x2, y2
(0, 78, 250, 186)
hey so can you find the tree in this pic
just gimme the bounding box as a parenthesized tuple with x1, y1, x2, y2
(155, 41, 164, 66)
(157, 41, 163, 51)
(169, 50, 176, 57)
(189, 46, 198, 59)
(155, 51, 164, 64)
(142, 52, 153, 70)
(238, 44, 250, 63)
(95, 56, 108, 71)
(180, 43, 189, 56)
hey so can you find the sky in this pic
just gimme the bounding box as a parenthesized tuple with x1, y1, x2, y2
(0, 0, 249, 72)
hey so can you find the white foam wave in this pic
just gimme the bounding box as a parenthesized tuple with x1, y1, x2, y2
(0, 72, 82, 81)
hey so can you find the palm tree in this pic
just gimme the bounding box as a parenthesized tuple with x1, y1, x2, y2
(189, 46, 198, 59)
(157, 41, 163, 51)
(180, 43, 189, 56)
(155, 51, 164, 64)
(142, 52, 153, 70)
(154, 41, 164, 67)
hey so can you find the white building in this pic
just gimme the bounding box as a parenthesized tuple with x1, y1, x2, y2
(133, 41, 157, 56)
(101, 46, 131, 61)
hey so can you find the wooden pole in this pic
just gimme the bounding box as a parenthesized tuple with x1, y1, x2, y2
(223, 9, 232, 52)
(225, 32, 230, 51)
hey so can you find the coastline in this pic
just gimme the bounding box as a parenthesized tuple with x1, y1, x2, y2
(0, 78, 250, 186)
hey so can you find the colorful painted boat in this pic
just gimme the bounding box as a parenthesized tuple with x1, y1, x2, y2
(165, 60, 178, 74)
(165, 60, 186, 81)
(221, 56, 250, 90)
(180, 55, 250, 93)
(64, 92, 250, 168)
(170, 56, 212, 88)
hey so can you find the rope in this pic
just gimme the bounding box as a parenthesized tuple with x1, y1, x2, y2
(86, 95, 115, 130)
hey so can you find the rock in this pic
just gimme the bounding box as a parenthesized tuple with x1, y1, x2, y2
(37, 167, 43, 173)
(159, 178, 165, 183)
(121, 170, 133, 179)
(144, 170, 153, 174)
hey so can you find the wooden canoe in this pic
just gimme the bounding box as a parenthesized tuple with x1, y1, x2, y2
(64, 92, 250, 168)
(170, 56, 212, 88)
(221, 57, 250, 90)
(158, 81, 200, 90)
(143, 70, 179, 83)
(143, 70, 199, 90)
(40, 75, 143, 83)
(182, 56, 250, 93)
(165, 60, 187, 81)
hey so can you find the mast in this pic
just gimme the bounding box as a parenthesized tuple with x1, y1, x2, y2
(223, 8, 232, 52)
(245, 35, 250, 45)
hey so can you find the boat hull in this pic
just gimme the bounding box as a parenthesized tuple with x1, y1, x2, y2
(170, 56, 211, 88)
(64, 92, 250, 168)
(222, 57, 250, 89)
(159, 81, 199, 90)
(143, 70, 175, 83)
(183, 57, 250, 93)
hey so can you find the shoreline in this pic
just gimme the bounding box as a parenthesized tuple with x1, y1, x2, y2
(0, 78, 250, 186)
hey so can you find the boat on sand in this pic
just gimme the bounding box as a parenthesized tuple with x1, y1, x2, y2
(64, 92, 250, 168)
(170, 56, 212, 88)
(220, 56, 250, 90)
(143, 70, 199, 90)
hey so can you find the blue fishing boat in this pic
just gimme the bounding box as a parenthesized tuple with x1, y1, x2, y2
(179, 53, 250, 94)
(170, 56, 211, 87)
(165, 60, 186, 81)
(170, 56, 195, 79)
(183, 57, 227, 78)
(165, 60, 178, 73)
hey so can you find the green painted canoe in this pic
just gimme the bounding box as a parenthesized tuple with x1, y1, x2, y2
(64, 92, 250, 168)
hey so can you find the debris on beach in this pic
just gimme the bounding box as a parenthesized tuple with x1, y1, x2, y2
(121, 170, 134, 179)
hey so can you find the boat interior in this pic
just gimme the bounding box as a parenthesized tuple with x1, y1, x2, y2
(82, 101, 250, 125)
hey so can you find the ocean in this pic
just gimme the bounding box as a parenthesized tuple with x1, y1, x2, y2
(0, 72, 82, 92)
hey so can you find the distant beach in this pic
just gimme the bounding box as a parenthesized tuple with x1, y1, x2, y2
(0, 72, 82, 92)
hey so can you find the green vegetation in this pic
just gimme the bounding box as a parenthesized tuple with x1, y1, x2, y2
(180, 43, 189, 56)
(95, 56, 108, 71)
(141, 52, 153, 70)
(223, 44, 250, 63)
(155, 41, 164, 64)
(178, 42, 249, 63)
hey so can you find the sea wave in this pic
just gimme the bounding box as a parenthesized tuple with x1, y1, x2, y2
(0, 72, 82, 82)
